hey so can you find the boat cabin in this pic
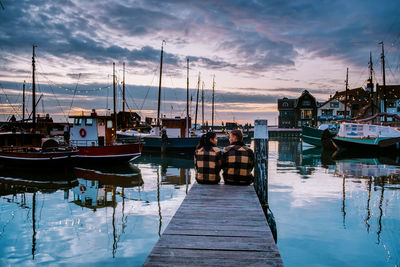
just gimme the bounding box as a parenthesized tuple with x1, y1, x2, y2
(150, 117, 192, 138)
(338, 123, 400, 139)
(69, 110, 115, 147)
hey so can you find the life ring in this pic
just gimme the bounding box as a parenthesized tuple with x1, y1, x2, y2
(79, 128, 86, 137)
(80, 185, 86, 193)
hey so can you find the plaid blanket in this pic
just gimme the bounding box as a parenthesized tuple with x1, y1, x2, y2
(194, 146, 222, 184)
(222, 142, 254, 185)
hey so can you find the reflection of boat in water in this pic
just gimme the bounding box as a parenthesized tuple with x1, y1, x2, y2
(73, 165, 143, 188)
(72, 163, 143, 210)
(334, 157, 400, 181)
(0, 167, 78, 196)
(135, 153, 193, 186)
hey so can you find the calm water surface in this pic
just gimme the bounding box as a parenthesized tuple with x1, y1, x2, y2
(1, 141, 399, 266)
(0, 153, 194, 265)
(269, 140, 400, 267)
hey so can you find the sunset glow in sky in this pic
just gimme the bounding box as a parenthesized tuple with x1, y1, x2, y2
(1, 0, 400, 124)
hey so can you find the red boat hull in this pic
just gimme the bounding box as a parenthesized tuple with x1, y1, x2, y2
(75, 143, 144, 162)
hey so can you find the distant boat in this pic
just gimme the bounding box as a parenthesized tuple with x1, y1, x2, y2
(69, 63, 144, 162)
(0, 46, 77, 167)
(69, 110, 144, 162)
(332, 122, 400, 153)
(131, 42, 200, 152)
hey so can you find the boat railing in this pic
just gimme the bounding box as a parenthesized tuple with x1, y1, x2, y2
(0, 146, 41, 153)
(70, 140, 99, 147)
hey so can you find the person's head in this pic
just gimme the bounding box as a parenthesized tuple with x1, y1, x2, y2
(229, 129, 243, 144)
(196, 132, 217, 150)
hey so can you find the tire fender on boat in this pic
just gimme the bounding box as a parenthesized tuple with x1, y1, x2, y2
(79, 128, 87, 138)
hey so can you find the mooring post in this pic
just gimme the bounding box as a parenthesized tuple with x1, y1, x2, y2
(254, 119, 269, 208)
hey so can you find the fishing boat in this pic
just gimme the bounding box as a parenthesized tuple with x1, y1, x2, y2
(332, 122, 400, 153)
(0, 46, 77, 167)
(0, 144, 77, 167)
(69, 110, 144, 162)
(69, 63, 144, 162)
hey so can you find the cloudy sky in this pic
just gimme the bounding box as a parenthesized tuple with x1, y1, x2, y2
(1, 0, 400, 124)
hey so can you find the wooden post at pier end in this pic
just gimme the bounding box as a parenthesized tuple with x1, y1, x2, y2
(254, 119, 269, 208)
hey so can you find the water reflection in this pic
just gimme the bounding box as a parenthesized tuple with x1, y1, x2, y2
(0, 167, 77, 261)
(0, 153, 194, 265)
(270, 141, 400, 266)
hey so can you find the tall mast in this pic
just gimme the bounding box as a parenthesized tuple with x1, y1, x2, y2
(186, 58, 189, 137)
(201, 81, 205, 130)
(22, 80, 26, 123)
(32, 45, 36, 130)
(380, 42, 387, 117)
(368, 52, 374, 115)
(157, 41, 165, 127)
(122, 62, 126, 123)
(113, 62, 117, 134)
(344, 68, 349, 121)
(194, 72, 200, 131)
(211, 75, 215, 130)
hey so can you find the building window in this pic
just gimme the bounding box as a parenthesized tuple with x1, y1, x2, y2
(330, 102, 339, 108)
(388, 100, 396, 108)
(283, 102, 289, 107)
(303, 100, 311, 106)
(301, 110, 312, 119)
(321, 109, 333, 116)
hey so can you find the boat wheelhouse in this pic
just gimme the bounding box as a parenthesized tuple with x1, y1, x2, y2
(69, 110, 143, 162)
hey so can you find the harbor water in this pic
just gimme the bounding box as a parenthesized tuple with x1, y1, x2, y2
(0, 140, 399, 266)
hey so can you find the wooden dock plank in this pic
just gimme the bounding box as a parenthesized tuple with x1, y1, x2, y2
(144, 183, 283, 266)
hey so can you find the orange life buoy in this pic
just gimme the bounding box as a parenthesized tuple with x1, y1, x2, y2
(80, 185, 86, 192)
(79, 128, 86, 137)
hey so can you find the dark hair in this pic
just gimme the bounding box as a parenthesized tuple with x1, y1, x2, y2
(196, 132, 216, 150)
(230, 129, 243, 142)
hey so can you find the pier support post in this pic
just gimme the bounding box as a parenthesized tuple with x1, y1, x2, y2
(254, 119, 277, 242)
(254, 119, 268, 207)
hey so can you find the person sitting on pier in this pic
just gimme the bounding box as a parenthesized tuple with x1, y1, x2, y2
(222, 129, 254, 185)
(194, 132, 222, 184)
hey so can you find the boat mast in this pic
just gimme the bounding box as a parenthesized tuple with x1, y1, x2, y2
(380, 42, 387, 121)
(32, 45, 36, 130)
(211, 75, 215, 130)
(194, 72, 200, 132)
(368, 52, 374, 116)
(22, 80, 25, 123)
(344, 68, 349, 121)
(201, 81, 205, 130)
(122, 62, 126, 124)
(186, 58, 189, 137)
(157, 41, 165, 128)
(113, 62, 117, 135)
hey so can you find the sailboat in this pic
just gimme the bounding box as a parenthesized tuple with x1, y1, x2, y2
(69, 63, 144, 162)
(332, 43, 400, 154)
(0, 46, 77, 167)
(141, 42, 200, 152)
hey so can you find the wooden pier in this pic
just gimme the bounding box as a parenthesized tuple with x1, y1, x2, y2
(144, 120, 283, 266)
(143, 183, 283, 266)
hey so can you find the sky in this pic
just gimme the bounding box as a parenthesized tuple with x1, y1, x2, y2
(1, 0, 400, 125)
